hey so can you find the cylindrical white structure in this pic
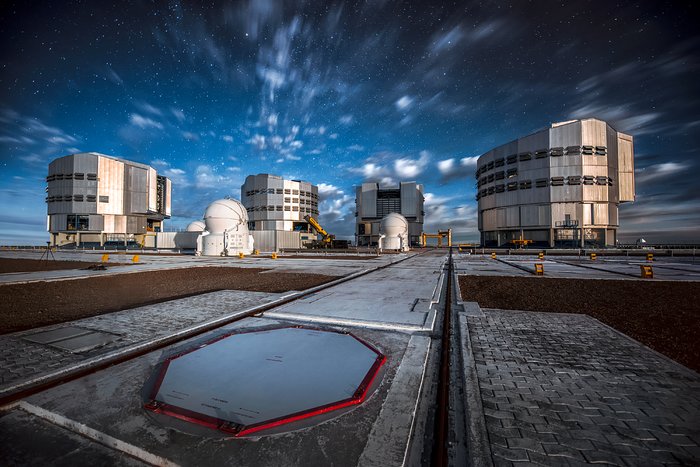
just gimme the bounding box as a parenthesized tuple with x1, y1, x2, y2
(199, 198, 254, 256)
(379, 213, 409, 251)
(186, 220, 206, 232)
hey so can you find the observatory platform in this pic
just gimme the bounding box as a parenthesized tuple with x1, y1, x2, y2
(0, 250, 698, 465)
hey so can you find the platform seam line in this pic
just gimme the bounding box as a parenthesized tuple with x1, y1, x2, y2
(18, 401, 179, 467)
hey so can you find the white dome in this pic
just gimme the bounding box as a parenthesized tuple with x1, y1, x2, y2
(204, 198, 249, 233)
(380, 213, 409, 237)
(186, 220, 206, 232)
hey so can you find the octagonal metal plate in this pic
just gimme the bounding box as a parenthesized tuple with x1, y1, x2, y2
(144, 326, 385, 436)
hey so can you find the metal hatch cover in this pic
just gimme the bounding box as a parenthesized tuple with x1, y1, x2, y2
(144, 326, 386, 437)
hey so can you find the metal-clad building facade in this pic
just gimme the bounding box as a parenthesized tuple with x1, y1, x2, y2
(46, 152, 171, 246)
(355, 182, 424, 246)
(476, 119, 634, 247)
(241, 174, 319, 232)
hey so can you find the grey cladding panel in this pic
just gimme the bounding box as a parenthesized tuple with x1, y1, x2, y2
(400, 183, 417, 217)
(361, 185, 377, 217)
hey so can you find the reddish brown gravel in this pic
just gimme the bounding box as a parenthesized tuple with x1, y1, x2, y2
(0, 257, 103, 274)
(0, 267, 335, 334)
(459, 275, 700, 373)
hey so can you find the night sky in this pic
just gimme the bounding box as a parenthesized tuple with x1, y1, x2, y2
(1, 1, 699, 245)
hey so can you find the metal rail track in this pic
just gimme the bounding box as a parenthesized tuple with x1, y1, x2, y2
(432, 247, 453, 466)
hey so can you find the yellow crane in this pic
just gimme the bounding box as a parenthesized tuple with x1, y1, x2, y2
(304, 215, 349, 249)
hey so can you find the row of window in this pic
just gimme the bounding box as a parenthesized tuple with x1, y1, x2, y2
(66, 215, 90, 231)
(476, 176, 614, 200)
(475, 146, 608, 178)
(246, 205, 319, 214)
(46, 173, 98, 182)
(478, 168, 518, 186)
(46, 195, 110, 203)
(244, 188, 318, 199)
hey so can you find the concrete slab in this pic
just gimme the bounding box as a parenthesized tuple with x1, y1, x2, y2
(3, 317, 432, 466)
(267, 254, 445, 331)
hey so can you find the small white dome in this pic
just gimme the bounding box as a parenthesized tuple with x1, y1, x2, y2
(204, 198, 249, 233)
(380, 213, 409, 237)
(186, 220, 206, 232)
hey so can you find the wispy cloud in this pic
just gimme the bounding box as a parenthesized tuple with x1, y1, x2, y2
(129, 113, 164, 130)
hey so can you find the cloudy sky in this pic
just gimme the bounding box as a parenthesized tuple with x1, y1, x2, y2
(1, 0, 698, 244)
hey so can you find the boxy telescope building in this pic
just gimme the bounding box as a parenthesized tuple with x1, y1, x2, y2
(476, 118, 634, 247)
(46, 152, 171, 246)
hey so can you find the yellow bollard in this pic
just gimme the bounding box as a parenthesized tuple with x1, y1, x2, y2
(101, 253, 109, 263)
(538, 252, 544, 260)
(239, 252, 245, 259)
(646, 253, 653, 262)
(640, 264, 653, 278)
(132, 255, 139, 263)
(590, 253, 597, 261)
(491, 252, 497, 259)
(271, 252, 278, 259)
(253, 249, 260, 255)
(534, 263, 544, 275)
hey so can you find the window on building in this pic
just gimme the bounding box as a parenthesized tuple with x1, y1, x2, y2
(495, 184, 505, 193)
(46, 175, 56, 182)
(550, 147, 563, 157)
(284, 188, 291, 194)
(276, 188, 283, 194)
(567, 176, 581, 185)
(518, 152, 532, 161)
(581, 145, 594, 155)
(292, 198, 299, 203)
(535, 178, 548, 188)
(284, 206, 291, 211)
(583, 176, 595, 185)
(535, 149, 548, 159)
(595, 146, 607, 156)
(63, 195, 73, 201)
(551, 177, 564, 186)
(596, 176, 608, 185)
(276, 205, 283, 211)
(487, 174, 495, 183)
(64, 174, 73, 180)
(292, 206, 299, 211)
(99, 195, 109, 202)
(495, 171, 505, 180)
(284, 197, 291, 203)
(74, 194, 84, 202)
(292, 189, 299, 195)
(507, 182, 518, 191)
(74, 173, 84, 180)
(566, 146, 580, 155)
(506, 154, 517, 164)
(495, 158, 505, 167)
(519, 180, 532, 189)
(67, 215, 89, 231)
(487, 187, 495, 195)
(86, 195, 97, 202)
(506, 168, 518, 178)
(486, 161, 494, 170)
(87, 173, 97, 180)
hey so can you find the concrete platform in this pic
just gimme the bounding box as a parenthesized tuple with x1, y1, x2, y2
(0, 250, 448, 466)
(2, 250, 699, 466)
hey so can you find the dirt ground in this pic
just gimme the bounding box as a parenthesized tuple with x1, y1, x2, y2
(0, 267, 335, 334)
(0, 257, 102, 274)
(459, 275, 700, 372)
